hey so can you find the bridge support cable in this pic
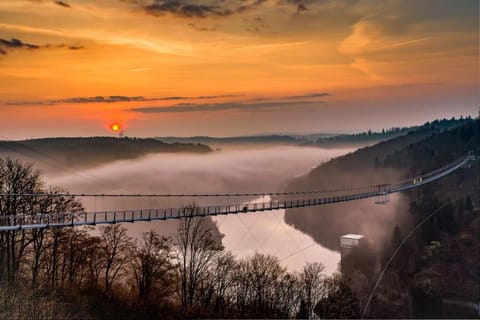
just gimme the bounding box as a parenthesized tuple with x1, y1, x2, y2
(0, 153, 475, 231)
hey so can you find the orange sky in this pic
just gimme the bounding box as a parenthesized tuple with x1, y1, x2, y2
(0, 0, 478, 138)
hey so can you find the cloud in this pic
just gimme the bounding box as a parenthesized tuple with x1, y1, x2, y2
(284, 92, 331, 99)
(188, 23, 216, 32)
(278, 0, 313, 13)
(131, 100, 323, 113)
(4, 94, 240, 105)
(251, 92, 331, 102)
(61, 96, 146, 103)
(67, 45, 84, 50)
(338, 20, 430, 56)
(53, 44, 85, 50)
(31, 0, 303, 18)
(236, 0, 267, 13)
(60, 94, 237, 103)
(351, 58, 383, 80)
(144, 0, 231, 18)
(4, 92, 331, 107)
(290, 0, 308, 13)
(0, 38, 84, 56)
(244, 16, 271, 33)
(54, 0, 71, 8)
(143, 0, 273, 18)
(0, 38, 40, 53)
(338, 1, 477, 57)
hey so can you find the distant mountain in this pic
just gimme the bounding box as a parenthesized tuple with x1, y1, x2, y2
(0, 137, 212, 172)
(302, 126, 415, 148)
(155, 126, 421, 149)
(155, 134, 302, 148)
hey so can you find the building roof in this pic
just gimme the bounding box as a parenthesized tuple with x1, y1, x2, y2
(341, 234, 364, 240)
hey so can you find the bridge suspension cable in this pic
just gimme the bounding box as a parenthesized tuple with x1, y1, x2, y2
(0, 184, 380, 198)
(0, 152, 475, 231)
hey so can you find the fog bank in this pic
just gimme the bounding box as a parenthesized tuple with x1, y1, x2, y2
(41, 146, 352, 271)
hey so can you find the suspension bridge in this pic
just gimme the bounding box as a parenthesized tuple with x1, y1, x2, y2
(0, 152, 476, 231)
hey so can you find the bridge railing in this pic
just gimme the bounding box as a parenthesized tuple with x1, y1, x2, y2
(0, 152, 474, 231)
(389, 153, 471, 193)
(0, 189, 384, 229)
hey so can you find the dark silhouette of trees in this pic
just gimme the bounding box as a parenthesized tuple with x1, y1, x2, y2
(315, 274, 359, 319)
(299, 262, 326, 319)
(175, 213, 223, 310)
(131, 230, 175, 302)
(203, 251, 236, 316)
(411, 270, 443, 318)
(99, 224, 133, 293)
(0, 159, 83, 288)
(0, 158, 42, 285)
(235, 253, 287, 317)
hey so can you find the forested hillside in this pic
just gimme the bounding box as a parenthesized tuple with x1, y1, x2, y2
(302, 126, 413, 148)
(0, 137, 212, 172)
(157, 134, 301, 146)
(374, 119, 479, 318)
(285, 118, 479, 318)
(284, 118, 475, 250)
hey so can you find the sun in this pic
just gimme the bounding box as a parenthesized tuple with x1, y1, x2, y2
(111, 123, 120, 132)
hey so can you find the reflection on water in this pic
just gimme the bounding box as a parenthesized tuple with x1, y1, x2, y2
(213, 196, 340, 274)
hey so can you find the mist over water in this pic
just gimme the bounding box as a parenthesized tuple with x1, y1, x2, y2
(43, 146, 354, 272)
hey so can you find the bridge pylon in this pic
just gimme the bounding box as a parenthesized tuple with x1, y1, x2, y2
(374, 184, 391, 205)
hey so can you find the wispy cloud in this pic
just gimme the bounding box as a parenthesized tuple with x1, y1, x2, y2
(131, 100, 323, 113)
(4, 94, 241, 105)
(25, 0, 305, 19)
(188, 23, 216, 32)
(143, 0, 268, 18)
(145, 0, 228, 18)
(0, 23, 193, 57)
(54, 0, 71, 8)
(0, 37, 83, 55)
(284, 92, 331, 99)
(252, 92, 331, 102)
(66, 45, 84, 50)
(0, 38, 39, 55)
(279, 0, 310, 13)
(4, 92, 332, 107)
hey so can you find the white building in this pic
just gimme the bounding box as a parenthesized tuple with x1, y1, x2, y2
(340, 234, 365, 274)
(340, 234, 364, 249)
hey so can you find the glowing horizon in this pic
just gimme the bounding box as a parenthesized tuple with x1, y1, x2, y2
(0, 0, 478, 139)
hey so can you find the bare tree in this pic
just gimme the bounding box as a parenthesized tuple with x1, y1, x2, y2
(299, 262, 326, 319)
(43, 191, 83, 289)
(206, 252, 236, 316)
(314, 274, 360, 319)
(99, 224, 133, 293)
(131, 230, 175, 302)
(83, 234, 103, 288)
(277, 272, 300, 318)
(234, 253, 287, 318)
(175, 212, 223, 309)
(0, 158, 42, 285)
